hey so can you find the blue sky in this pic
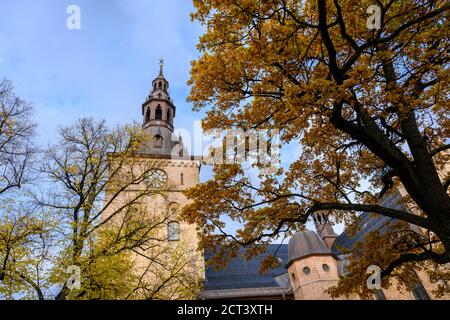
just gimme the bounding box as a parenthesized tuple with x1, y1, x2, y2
(0, 0, 323, 237)
(0, 0, 203, 145)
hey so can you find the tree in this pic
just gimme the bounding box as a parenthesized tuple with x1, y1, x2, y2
(0, 193, 53, 300)
(28, 118, 200, 299)
(0, 79, 45, 300)
(0, 79, 36, 195)
(48, 203, 200, 300)
(182, 0, 450, 297)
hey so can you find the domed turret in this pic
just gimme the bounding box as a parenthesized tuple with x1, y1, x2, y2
(288, 230, 329, 264)
(286, 230, 341, 300)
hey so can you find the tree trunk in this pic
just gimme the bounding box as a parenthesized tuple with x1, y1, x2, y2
(55, 284, 70, 300)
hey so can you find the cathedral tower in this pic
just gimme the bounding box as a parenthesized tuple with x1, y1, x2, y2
(120, 61, 204, 298)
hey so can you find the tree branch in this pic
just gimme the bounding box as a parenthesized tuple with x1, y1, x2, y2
(306, 202, 430, 230)
(381, 250, 450, 278)
(431, 144, 450, 157)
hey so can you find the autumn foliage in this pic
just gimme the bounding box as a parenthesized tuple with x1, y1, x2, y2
(183, 0, 450, 297)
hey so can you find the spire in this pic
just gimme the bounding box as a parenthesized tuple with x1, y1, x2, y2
(141, 61, 185, 157)
(159, 57, 164, 76)
(313, 211, 338, 249)
(149, 58, 170, 97)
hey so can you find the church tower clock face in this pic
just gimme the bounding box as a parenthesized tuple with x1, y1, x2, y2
(145, 169, 168, 189)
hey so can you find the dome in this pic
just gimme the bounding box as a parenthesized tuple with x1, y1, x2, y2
(288, 230, 330, 264)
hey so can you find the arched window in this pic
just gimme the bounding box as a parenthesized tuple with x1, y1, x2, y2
(169, 203, 180, 217)
(180, 173, 184, 185)
(374, 289, 386, 300)
(153, 134, 163, 148)
(158, 81, 162, 89)
(145, 108, 151, 122)
(412, 282, 431, 300)
(167, 109, 171, 122)
(153, 83, 156, 91)
(291, 273, 297, 283)
(407, 271, 430, 300)
(155, 106, 162, 120)
(167, 221, 180, 241)
(317, 214, 322, 224)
